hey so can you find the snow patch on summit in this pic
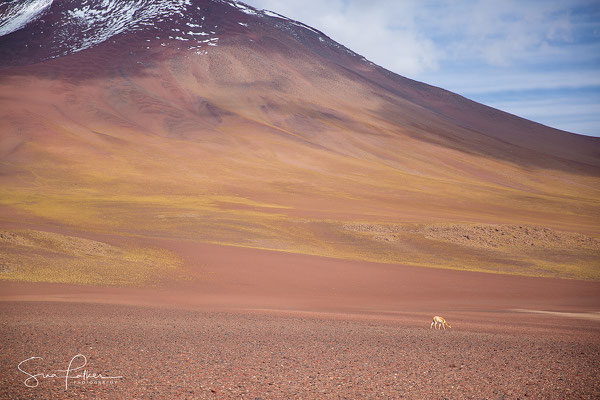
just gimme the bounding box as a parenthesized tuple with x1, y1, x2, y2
(60, 0, 193, 54)
(1, 0, 363, 66)
(0, 0, 53, 37)
(229, 0, 259, 16)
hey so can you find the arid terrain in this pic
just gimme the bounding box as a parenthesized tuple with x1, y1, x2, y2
(1, 0, 599, 282)
(1, 0, 599, 398)
(1, 275, 600, 399)
(1, 229, 599, 399)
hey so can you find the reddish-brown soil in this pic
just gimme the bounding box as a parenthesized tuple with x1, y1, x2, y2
(1, 1, 599, 398)
(1, 300, 599, 400)
(1, 1, 599, 280)
(1, 240, 600, 399)
(2, 236, 600, 313)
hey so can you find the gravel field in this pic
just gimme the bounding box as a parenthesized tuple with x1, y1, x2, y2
(1, 301, 599, 399)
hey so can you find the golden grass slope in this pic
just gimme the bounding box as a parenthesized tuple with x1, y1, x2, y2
(0, 230, 182, 286)
(0, 43, 599, 283)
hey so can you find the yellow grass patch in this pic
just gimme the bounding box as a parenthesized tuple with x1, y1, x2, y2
(336, 222, 600, 280)
(0, 230, 182, 286)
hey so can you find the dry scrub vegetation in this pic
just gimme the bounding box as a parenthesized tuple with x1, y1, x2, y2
(341, 222, 600, 280)
(343, 223, 600, 250)
(0, 230, 182, 286)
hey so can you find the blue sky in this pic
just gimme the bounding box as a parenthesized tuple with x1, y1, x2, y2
(247, 0, 600, 137)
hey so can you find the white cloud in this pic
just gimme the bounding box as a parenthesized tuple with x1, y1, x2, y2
(246, 0, 600, 136)
(248, 0, 440, 75)
(247, 0, 587, 76)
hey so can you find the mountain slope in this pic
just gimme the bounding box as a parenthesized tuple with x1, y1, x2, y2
(1, 0, 599, 282)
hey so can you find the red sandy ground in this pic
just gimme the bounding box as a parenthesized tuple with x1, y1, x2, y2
(1, 3, 599, 398)
(1, 240, 599, 399)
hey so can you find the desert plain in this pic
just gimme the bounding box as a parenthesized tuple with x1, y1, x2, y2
(1, 0, 600, 398)
(1, 224, 599, 399)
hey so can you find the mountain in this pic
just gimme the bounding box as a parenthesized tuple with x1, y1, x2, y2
(1, 0, 599, 284)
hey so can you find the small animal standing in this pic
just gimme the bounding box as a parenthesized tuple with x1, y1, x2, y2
(430, 315, 452, 330)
